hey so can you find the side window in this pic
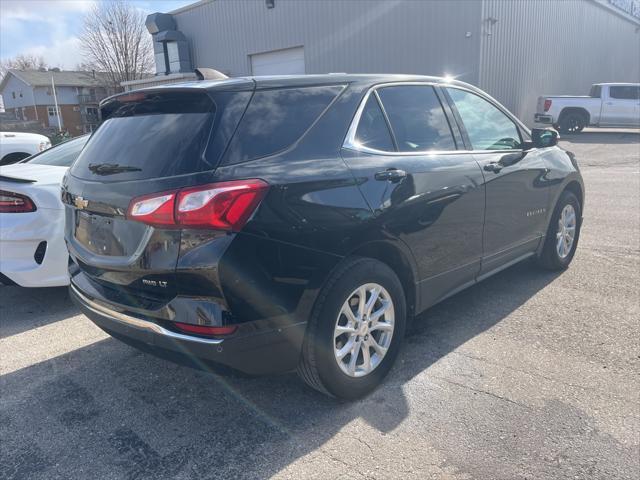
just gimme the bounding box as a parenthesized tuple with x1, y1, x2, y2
(354, 94, 395, 151)
(609, 86, 640, 100)
(446, 88, 521, 151)
(224, 85, 342, 164)
(377, 85, 456, 151)
(589, 85, 602, 98)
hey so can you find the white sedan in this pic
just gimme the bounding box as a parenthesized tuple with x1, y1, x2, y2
(0, 135, 88, 287)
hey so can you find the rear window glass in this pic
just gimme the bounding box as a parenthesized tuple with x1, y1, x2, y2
(70, 91, 221, 182)
(223, 86, 342, 165)
(27, 135, 88, 167)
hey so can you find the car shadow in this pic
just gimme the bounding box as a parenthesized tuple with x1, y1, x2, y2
(559, 129, 639, 145)
(1, 261, 561, 479)
(0, 286, 75, 339)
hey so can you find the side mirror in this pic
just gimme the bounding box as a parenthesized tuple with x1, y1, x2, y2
(531, 128, 558, 149)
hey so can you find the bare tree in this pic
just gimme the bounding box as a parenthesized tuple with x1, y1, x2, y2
(1, 54, 49, 77)
(79, 1, 153, 89)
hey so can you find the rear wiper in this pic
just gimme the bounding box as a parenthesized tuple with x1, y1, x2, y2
(88, 163, 142, 175)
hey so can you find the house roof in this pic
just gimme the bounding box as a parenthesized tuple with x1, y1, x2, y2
(1, 69, 111, 91)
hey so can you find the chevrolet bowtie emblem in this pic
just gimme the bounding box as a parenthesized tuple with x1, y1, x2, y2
(74, 196, 89, 209)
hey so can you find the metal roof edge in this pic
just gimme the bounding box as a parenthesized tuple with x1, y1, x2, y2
(169, 0, 214, 16)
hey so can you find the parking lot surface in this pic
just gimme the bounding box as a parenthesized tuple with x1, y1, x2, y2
(1, 130, 639, 480)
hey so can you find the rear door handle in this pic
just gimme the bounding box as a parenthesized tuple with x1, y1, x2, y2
(375, 168, 407, 182)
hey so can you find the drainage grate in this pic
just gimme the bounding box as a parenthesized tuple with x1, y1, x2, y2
(34, 241, 47, 265)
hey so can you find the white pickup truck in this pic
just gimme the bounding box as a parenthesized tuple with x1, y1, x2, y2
(0, 132, 52, 165)
(535, 83, 640, 133)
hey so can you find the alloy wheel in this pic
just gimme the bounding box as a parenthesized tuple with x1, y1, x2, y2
(563, 115, 583, 133)
(333, 283, 395, 378)
(556, 204, 576, 259)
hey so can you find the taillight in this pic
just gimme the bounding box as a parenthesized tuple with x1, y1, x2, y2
(128, 191, 176, 226)
(126, 179, 269, 231)
(543, 99, 552, 112)
(174, 321, 238, 337)
(176, 180, 269, 230)
(0, 190, 36, 213)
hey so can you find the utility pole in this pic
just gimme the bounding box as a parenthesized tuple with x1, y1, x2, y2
(31, 89, 38, 121)
(51, 76, 62, 131)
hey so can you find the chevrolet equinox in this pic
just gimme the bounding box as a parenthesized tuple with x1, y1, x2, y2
(63, 74, 584, 399)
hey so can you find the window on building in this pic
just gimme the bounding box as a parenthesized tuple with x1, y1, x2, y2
(609, 86, 640, 100)
(377, 85, 456, 152)
(446, 88, 521, 151)
(47, 106, 61, 117)
(354, 94, 395, 151)
(11, 92, 15, 99)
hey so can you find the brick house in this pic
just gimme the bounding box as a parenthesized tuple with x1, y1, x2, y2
(0, 69, 114, 136)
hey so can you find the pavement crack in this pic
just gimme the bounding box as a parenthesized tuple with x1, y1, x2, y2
(447, 349, 635, 404)
(432, 375, 532, 410)
(352, 436, 375, 457)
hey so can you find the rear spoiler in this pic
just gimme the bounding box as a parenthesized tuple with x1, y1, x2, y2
(0, 174, 36, 184)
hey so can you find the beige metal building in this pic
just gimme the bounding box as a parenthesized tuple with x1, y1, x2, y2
(128, 0, 640, 126)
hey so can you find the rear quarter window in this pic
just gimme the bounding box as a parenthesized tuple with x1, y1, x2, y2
(222, 85, 343, 165)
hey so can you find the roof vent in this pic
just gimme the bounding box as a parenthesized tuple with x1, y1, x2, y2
(194, 68, 228, 81)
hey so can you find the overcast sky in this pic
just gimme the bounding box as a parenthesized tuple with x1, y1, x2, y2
(0, 0, 194, 69)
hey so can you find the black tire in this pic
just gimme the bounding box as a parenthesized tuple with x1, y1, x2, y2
(557, 112, 586, 134)
(537, 191, 581, 270)
(297, 257, 406, 399)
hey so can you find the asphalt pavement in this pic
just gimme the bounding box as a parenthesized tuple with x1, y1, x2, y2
(1, 129, 638, 479)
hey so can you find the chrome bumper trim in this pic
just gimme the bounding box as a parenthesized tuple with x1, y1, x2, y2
(71, 283, 224, 345)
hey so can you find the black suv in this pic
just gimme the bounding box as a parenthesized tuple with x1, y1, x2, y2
(63, 74, 584, 399)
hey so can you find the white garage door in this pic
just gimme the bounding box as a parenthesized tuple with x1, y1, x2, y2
(250, 47, 305, 75)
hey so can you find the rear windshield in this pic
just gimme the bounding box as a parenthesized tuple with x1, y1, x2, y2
(70, 91, 249, 182)
(222, 85, 343, 165)
(27, 135, 88, 167)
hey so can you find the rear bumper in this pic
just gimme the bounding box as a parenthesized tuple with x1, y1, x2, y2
(0, 209, 69, 287)
(70, 282, 306, 375)
(534, 113, 554, 124)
